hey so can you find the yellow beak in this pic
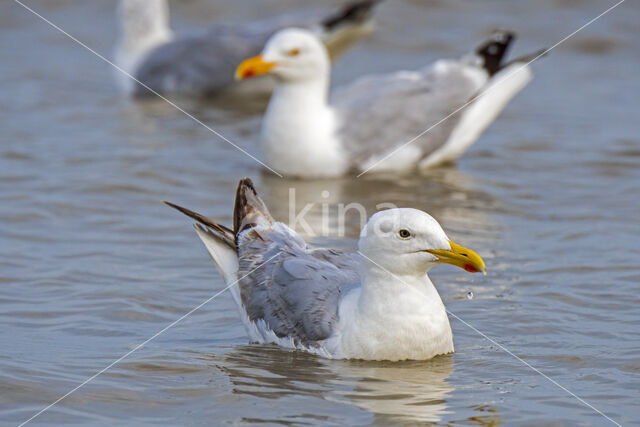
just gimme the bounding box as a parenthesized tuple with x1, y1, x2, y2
(234, 55, 277, 80)
(425, 241, 486, 274)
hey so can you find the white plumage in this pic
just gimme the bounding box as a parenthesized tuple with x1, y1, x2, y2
(114, 0, 380, 96)
(167, 178, 486, 361)
(236, 28, 541, 177)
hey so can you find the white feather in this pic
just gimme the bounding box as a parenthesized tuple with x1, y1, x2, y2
(192, 227, 244, 321)
(420, 62, 533, 169)
(255, 28, 534, 177)
(185, 203, 476, 361)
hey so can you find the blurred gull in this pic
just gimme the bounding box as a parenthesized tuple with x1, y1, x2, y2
(166, 178, 486, 361)
(114, 0, 380, 96)
(236, 28, 545, 177)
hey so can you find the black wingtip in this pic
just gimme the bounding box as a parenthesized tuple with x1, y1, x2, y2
(164, 200, 234, 237)
(232, 177, 275, 239)
(164, 200, 207, 224)
(164, 200, 191, 216)
(237, 177, 257, 197)
(233, 178, 257, 235)
(322, 0, 382, 32)
(476, 31, 516, 76)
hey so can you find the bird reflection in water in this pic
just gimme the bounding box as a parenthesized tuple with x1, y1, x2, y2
(206, 345, 457, 424)
(260, 166, 500, 245)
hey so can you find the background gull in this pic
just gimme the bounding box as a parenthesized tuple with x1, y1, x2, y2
(166, 178, 486, 361)
(236, 28, 545, 177)
(114, 0, 380, 97)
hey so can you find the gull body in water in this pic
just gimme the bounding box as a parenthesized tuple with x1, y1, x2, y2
(114, 0, 380, 97)
(236, 28, 545, 177)
(166, 178, 486, 361)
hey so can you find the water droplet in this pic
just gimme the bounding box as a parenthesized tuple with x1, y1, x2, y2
(466, 291, 474, 300)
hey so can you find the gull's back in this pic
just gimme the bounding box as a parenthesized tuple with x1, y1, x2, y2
(233, 180, 360, 347)
(237, 223, 360, 347)
(134, 27, 269, 96)
(332, 61, 486, 171)
(166, 178, 360, 348)
(332, 30, 535, 172)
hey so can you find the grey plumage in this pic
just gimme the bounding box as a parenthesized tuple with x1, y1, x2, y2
(237, 227, 359, 345)
(166, 178, 359, 347)
(333, 61, 482, 168)
(133, 1, 381, 96)
(134, 27, 271, 96)
(332, 30, 541, 170)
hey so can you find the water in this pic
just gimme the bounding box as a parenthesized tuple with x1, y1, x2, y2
(1, 0, 639, 425)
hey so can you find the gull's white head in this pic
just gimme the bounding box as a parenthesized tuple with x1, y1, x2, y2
(235, 28, 330, 83)
(358, 208, 486, 276)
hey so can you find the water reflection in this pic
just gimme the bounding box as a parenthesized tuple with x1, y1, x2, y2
(449, 406, 503, 426)
(260, 166, 501, 244)
(329, 357, 454, 424)
(206, 345, 455, 424)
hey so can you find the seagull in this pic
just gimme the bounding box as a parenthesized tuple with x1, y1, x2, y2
(235, 28, 545, 177)
(114, 0, 380, 96)
(165, 178, 486, 361)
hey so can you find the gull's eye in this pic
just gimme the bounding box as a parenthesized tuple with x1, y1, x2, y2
(398, 229, 411, 239)
(287, 48, 301, 57)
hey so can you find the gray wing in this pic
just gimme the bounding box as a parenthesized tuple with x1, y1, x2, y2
(332, 59, 489, 169)
(237, 223, 360, 347)
(134, 28, 270, 95)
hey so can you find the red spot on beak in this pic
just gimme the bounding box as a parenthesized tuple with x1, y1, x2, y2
(243, 69, 255, 79)
(464, 263, 478, 273)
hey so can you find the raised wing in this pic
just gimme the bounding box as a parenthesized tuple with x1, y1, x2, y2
(332, 60, 489, 171)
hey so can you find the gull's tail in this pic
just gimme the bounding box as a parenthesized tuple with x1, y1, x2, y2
(165, 177, 274, 254)
(421, 31, 545, 169)
(164, 200, 239, 292)
(164, 201, 235, 248)
(166, 179, 271, 307)
(166, 180, 277, 336)
(320, 0, 382, 60)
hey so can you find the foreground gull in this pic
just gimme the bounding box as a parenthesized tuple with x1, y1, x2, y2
(236, 28, 544, 177)
(115, 0, 380, 96)
(166, 178, 486, 361)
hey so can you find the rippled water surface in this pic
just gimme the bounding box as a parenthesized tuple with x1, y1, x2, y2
(1, 0, 639, 425)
